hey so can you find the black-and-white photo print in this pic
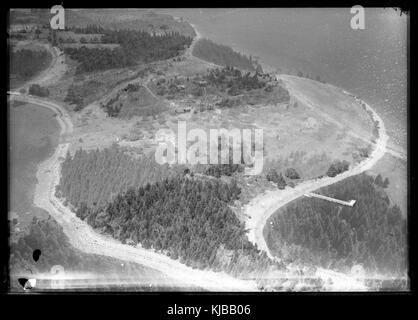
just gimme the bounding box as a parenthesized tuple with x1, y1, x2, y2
(7, 7, 408, 294)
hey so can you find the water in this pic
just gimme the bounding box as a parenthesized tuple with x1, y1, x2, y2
(158, 8, 408, 153)
(9, 101, 61, 227)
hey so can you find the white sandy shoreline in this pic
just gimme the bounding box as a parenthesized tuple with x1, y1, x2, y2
(9, 80, 389, 291)
(8, 21, 401, 290)
(242, 76, 391, 290)
(9, 92, 258, 291)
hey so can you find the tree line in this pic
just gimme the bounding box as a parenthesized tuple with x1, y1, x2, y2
(266, 173, 406, 275)
(64, 26, 192, 73)
(57, 145, 280, 278)
(75, 175, 276, 275)
(205, 66, 266, 93)
(56, 145, 183, 209)
(192, 38, 262, 72)
(9, 48, 52, 81)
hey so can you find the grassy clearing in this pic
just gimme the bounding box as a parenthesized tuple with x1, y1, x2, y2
(101, 84, 167, 119)
(280, 75, 374, 142)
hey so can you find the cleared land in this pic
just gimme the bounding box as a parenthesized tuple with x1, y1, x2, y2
(9, 17, 403, 290)
(9, 93, 258, 291)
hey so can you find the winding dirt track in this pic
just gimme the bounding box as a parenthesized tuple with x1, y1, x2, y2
(244, 75, 388, 258)
(8, 92, 258, 291)
(242, 75, 391, 290)
(9, 31, 392, 290)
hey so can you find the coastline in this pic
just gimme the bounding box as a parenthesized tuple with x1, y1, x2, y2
(9, 93, 258, 291)
(247, 80, 389, 251)
(188, 21, 278, 74)
(8, 18, 404, 291)
(242, 80, 390, 289)
(9, 101, 61, 228)
(187, 16, 406, 158)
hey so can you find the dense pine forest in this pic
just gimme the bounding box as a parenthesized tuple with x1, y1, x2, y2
(75, 176, 274, 275)
(9, 48, 51, 81)
(57, 146, 277, 276)
(56, 145, 183, 209)
(265, 173, 407, 276)
(193, 38, 263, 72)
(63, 27, 192, 73)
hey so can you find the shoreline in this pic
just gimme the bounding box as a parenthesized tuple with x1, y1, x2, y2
(9, 93, 258, 291)
(243, 78, 390, 289)
(247, 77, 389, 252)
(187, 19, 406, 158)
(190, 22, 278, 74)
(8, 20, 404, 290)
(9, 101, 61, 228)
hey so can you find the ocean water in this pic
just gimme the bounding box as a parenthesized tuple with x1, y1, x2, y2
(158, 8, 408, 154)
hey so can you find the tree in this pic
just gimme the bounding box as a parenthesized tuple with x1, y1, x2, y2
(374, 174, 383, 187)
(28, 84, 49, 97)
(285, 168, 300, 179)
(277, 173, 287, 190)
(266, 169, 279, 184)
(326, 160, 349, 177)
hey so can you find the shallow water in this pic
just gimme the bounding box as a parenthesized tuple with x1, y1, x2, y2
(9, 101, 61, 227)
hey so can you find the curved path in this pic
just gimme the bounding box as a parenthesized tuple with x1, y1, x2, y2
(241, 76, 391, 290)
(245, 80, 388, 259)
(9, 31, 391, 290)
(8, 92, 257, 291)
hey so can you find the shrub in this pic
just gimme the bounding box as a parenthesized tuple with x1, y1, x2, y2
(277, 173, 287, 189)
(285, 168, 300, 179)
(28, 84, 49, 97)
(266, 169, 279, 184)
(326, 160, 350, 177)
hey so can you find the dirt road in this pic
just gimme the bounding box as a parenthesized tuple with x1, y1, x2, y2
(245, 76, 388, 257)
(9, 92, 258, 291)
(242, 75, 390, 290)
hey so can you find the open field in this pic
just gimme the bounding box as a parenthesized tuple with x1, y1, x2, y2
(64, 70, 376, 195)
